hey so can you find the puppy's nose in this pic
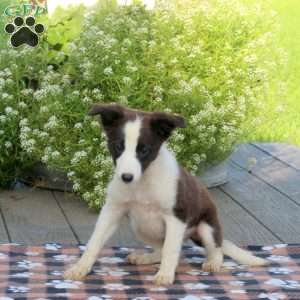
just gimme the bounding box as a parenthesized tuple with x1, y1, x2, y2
(121, 173, 134, 183)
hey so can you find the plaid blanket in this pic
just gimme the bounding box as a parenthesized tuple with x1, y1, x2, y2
(0, 243, 299, 300)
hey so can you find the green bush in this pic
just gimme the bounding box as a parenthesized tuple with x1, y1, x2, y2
(0, 45, 49, 186)
(1, 1, 282, 208)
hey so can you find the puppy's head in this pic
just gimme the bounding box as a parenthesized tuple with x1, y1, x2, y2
(89, 103, 185, 184)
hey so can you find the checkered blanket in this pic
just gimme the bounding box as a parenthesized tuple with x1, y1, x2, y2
(0, 243, 299, 300)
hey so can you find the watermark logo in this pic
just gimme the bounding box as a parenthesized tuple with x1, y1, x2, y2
(4, 1, 47, 17)
(3, 1, 47, 48)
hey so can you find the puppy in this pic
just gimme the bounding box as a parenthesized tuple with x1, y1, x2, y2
(64, 103, 267, 285)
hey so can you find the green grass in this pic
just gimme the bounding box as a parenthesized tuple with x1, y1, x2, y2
(246, 0, 300, 145)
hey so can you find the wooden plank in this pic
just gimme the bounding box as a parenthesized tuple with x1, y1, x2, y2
(231, 144, 300, 205)
(0, 189, 77, 244)
(253, 142, 300, 171)
(210, 188, 280, 245)
(54, 191, 144, 247)
(0, 197, 9, 243)
(221, 163, 300, 243)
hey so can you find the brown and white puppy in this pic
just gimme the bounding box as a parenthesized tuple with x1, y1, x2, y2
(64, 103, 267, 285)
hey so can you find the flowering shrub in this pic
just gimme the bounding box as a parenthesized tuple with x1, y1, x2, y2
(1, 1, 283, 208)
(0, 45, 49, 186)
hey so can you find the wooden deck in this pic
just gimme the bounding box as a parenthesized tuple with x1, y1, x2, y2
(0, 142, 300, 246)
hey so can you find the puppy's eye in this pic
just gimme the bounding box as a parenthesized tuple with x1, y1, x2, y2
(137, 144, 150, 159)
(114, 141, 124, 155)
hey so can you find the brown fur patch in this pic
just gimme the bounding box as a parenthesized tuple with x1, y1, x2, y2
(174, 167, 223, 247)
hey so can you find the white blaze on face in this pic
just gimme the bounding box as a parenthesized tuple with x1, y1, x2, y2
(116, 118, 142, 182)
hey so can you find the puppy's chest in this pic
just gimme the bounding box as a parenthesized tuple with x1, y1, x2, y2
(128, 200, 166, 239)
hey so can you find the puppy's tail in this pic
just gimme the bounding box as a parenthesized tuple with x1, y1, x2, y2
(222, 240, 268, 266)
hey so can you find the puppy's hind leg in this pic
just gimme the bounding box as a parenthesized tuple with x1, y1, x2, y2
(197, 221, 223, 272)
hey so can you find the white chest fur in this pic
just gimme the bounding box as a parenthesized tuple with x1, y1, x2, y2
(107, 145, 180, 245)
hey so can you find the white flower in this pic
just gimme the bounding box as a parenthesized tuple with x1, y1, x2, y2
(39, 131, 49, 139)
(73, 183, 81, 191)
(156, 62, 164, 70)
(40, 106, 49, 113)
(21, 89, 33, 96)
(2, 92, 9, 99)
(74, 122, 83, 129)
(190, 77, 200, 87)
(72, 90, 80, 96)
(4, 141, 12, 148)
(4, 106, 13, 114)
(83, 96, 92, 104)
(67, 171, 75, 177)
(122, 76, 132, 85)
(153, 85, 164, 94)
(51, 151, 60, 158)
(103, 67, 113, 75)
(126, 65, 138, 72)
(83, 192, 91, 200)
(44, 116, 58, 130)
(41, 155, 49, 163)
(0, 115, 6, 123)
(91, 120, 99, 128)
(18, 101, 27, 108)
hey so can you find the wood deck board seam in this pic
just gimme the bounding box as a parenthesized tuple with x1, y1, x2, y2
(51, 191, 80, 244)
(230, 158, 300, 209)
(217, 186, 284, 243)
(0, 204, 11, 243)
(250, 142, 300, 173)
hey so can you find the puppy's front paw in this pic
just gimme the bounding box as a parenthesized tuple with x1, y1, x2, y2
(127, 252, 160, 265)
(154, 270, 175, 285)
(202, 260, 222, 273)
(127, 252, 141, 264)
(64, 263, 90, 281)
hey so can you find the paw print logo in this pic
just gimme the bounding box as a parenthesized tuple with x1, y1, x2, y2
(4, 16, 44, 48)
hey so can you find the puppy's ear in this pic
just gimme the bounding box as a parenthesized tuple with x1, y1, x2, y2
(150, 112, 186, 140)
(88, 103, 124, 127)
